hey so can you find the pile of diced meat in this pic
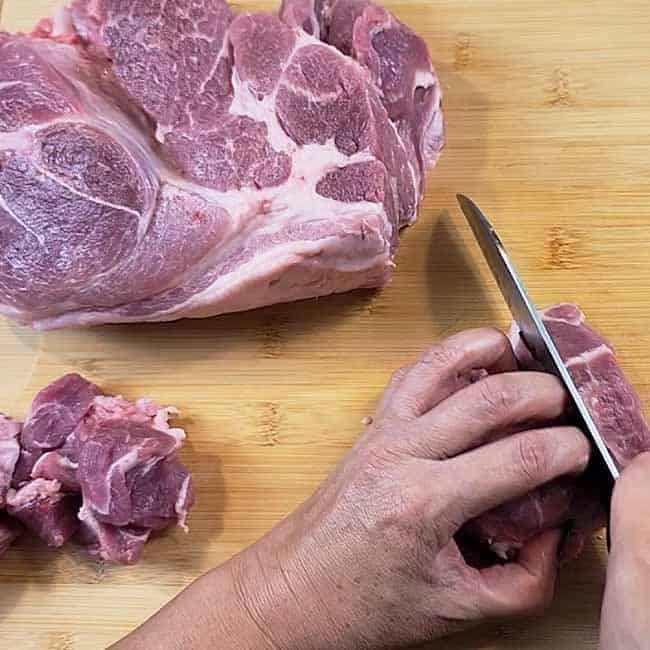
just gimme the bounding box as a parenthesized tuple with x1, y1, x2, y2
(0, 375, 194, 564)
(463, 304, 650, 561)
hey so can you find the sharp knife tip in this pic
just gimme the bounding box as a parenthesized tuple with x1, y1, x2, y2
(456, 194, 475, 212)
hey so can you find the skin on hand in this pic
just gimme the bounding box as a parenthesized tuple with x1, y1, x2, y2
(600, 452, 650, 650)
(114, 328, 590, 650)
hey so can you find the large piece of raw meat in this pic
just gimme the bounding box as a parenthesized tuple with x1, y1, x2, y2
(0, 0, 444, 329)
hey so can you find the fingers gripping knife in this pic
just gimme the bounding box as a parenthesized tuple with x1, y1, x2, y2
(456, 194, 619, 550)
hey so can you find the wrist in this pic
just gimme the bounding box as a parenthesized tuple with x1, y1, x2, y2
(228, 532, 340, 650)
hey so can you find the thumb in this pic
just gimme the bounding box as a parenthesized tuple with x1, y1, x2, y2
(476, 529, 562, 618)
(600, 453, 650, 650)
(610, 452, 650, 553)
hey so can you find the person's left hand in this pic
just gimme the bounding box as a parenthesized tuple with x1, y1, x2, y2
(114, 328, 591, 650)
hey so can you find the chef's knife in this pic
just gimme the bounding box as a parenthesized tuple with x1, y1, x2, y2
(456, 195, 619, 539)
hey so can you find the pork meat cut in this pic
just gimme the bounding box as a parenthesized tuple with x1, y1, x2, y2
(463, 304, 650, 561)
(0, 0, 443, 329)
(0, 375, 194, 564)
(0, 415, 20, 507)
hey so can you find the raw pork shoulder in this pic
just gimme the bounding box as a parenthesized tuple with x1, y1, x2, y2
(0, 0, 443, 329)
(464, 304, 650, 561)
(0, 375, 194, 564)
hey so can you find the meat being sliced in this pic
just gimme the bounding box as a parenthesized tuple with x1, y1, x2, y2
(0, 0, 443, 329)
(519, 304, 650, 466)
(0, 374, 194, 564)
(464, 303, 650, 561)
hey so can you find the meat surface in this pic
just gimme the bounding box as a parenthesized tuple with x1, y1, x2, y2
(0, 0, 443, 329)
(464, 304, 650, 561)
(0, 415, 21, 506)
(6, 478, 81, 548)
(0, 375, 194, 564)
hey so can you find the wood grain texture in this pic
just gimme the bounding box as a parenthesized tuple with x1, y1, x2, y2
(2, 1, 650, 648)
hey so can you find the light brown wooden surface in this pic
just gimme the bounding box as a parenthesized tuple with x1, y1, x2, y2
(2, 1, 650, 648)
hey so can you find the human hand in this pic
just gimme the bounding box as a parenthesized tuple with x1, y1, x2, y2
(600, 453, 650, 650)
(114, 328, 591, 650)
(233, 328, 591, 648)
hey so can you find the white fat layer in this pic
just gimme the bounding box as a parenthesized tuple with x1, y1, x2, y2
(0, 81, 23, 91)
(0, 438, 20, 476)
(32, 452, 78, 475)
(564, 343, 614, 369)
(0, 124, 40, 149)
(413, 68, 435, 89)
(228, 25, 364, 158)
(96, 448, 140, 515)
(175, 475, 191, 532)
(35, 164, 143, 221)
(77, 503, 96, 528)
(0, 192, 44, 244)
(540, 306, 586, 326)
(51, 7, 75, 37)
(144, 218, 389, 320)
(140, 456, 161, 476)
(163, 139, 379, 224)
(36, 235, 391, 327)
(386, 116, 418, 213)
(229, 68, 294, 153)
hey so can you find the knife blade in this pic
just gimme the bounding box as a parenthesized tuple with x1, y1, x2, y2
(456, 194, 620, 492)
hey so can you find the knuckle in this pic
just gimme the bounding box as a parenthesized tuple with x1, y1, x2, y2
(476, 375, 517, 417)
(384, 470, 458, 548)
(423, 475, 466, 538)
(388, 365, 409, 386)
(562, 426, 590, 457)
(421, 341, 461, 370)
(477, 326, 509, 348)
(538, 372, 566, 397)
(400, 394, 431, 419)
(515, 434, 553, 483)
(530, 372, 568, 408)
(378, 488, 430, 543)
(428, 501, 463, 544)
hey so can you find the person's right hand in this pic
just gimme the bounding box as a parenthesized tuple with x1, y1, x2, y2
(600, 453, 650, 649)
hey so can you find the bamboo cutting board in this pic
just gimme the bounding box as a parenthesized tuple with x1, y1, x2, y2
(2, 1, 650, 648)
